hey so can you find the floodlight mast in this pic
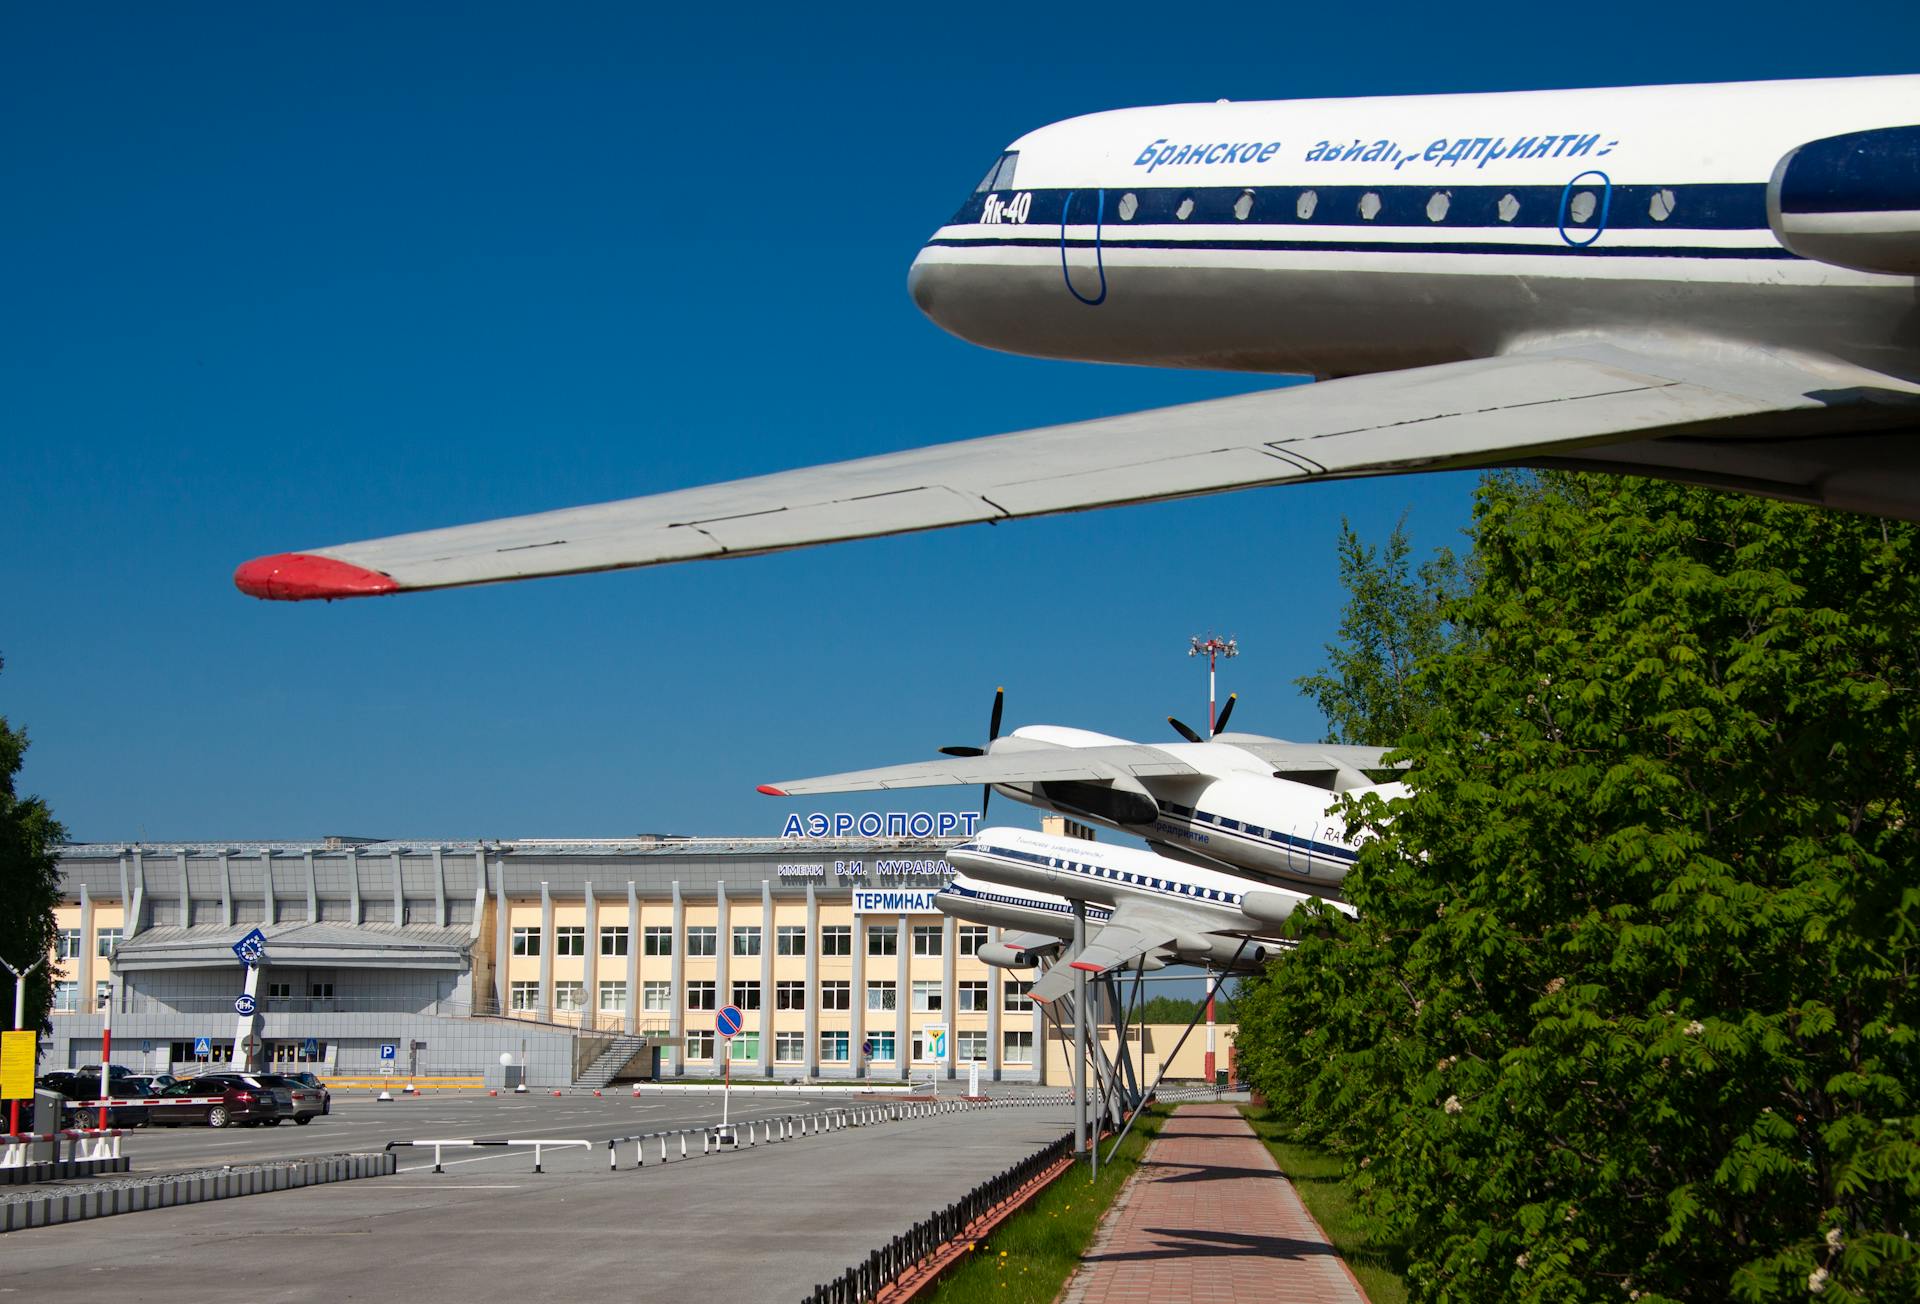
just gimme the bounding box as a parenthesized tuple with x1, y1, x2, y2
(1187, 633, 1238, 1086)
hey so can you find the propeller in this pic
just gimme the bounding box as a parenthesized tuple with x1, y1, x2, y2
(1169, 691, 1237, 743)
(939, 687, 1005, 816)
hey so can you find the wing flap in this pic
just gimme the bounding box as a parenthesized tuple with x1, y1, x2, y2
(1028, 900, 1198, 1003)
(763, 743, 1199, 796)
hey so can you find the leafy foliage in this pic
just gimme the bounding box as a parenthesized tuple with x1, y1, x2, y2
(1240, 475, 1920, 1302)
(2, 654, 68, 1049)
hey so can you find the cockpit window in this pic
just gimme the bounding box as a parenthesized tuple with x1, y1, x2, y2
(974, 150, 1020, 193)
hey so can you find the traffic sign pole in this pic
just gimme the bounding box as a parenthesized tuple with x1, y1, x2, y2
(4, 956, 47, 1135)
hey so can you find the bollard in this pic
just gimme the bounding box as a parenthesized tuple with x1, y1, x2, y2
(377, 1089, 393, 1102)
(489, 1089, 498, 1097)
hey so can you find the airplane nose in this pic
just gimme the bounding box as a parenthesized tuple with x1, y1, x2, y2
(907, 248, 941, 320)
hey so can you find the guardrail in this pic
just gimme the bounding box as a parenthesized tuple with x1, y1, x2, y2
(803, 1131, 1076, 1304)
(383, 1138, 592, 1173)
(1, 1128, 129, 1168)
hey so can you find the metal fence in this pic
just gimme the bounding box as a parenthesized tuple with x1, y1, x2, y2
(801, 1130, 1075, 1304)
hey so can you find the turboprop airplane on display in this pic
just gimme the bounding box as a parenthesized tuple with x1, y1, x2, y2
(940, 827, 1352, 1003)
(759, 690, 1403, 899)
(233, 75, 1920, 602)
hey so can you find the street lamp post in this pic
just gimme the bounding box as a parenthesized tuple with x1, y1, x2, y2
(1187, 633, 1238, 1084)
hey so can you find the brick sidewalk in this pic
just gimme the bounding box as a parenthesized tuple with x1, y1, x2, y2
(1061, 1103, 1370, 1304)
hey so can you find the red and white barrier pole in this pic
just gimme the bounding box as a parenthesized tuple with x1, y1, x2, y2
(98, 984, 113, 1130)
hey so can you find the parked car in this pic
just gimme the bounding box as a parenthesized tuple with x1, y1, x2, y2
(37, 1074, 149, 1128)
(259, 1073, 328, 1123)
(120, 1073, 177, 1097)
(145, 1074, 288, 1129)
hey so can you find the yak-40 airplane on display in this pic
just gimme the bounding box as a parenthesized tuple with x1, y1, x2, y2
(934, 828, 1353, 1004)
(233, 75, 1920, 602)
(758, 690, 1403, 899)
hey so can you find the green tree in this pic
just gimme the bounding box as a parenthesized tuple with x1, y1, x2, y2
(1245, 474, 1920, 1302)
(2, 655, 66, 1050)
(1294, 513, 1466, 746)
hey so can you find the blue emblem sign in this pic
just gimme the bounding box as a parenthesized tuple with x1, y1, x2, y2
(194, 1036, 212, 1057)
(232, 928, 268, 967)
(233, 993, 257, 1017)
(715, 1005, 744, 1039)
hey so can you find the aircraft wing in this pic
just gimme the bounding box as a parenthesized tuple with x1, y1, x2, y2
(233, 345, 1920, 600)
(1210, 735, 1401, 788)
(760, 743, 1198, 796)
(1029, 900, 1210, 1004)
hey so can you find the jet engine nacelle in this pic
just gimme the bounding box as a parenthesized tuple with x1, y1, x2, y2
(977, 940, 1044, 970)
(1034, 775, 1160, 826)
(1769, 125, 1920, 275)
(1170, 933, 1269, 971)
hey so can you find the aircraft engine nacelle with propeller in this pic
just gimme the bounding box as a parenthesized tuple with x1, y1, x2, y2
(760, 689, 1402, 900)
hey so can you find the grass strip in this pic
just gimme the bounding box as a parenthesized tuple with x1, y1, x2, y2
(1241, 1107, 1410, 1304)
(922, 1107, 1166, 1304)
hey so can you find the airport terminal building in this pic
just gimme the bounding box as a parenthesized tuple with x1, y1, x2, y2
(43, 826, 1221, 1089)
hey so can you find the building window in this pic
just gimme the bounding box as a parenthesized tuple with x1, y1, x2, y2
(869, 1031, 896, 1062)
(554, 982, 585, 1012)
(686, 927, 717, 957)
(600, 926, 629, 956)
(1005, 981, 1033, 1012)
(96, 928, 123, 958)
(957, 925, 987, 956)
(599, 980, 628, 1012)
(732, 925, 762, 957)
(94, 980, 111, 1006)
(728, 1032, 760, 1063)
(511, 927, 540, 957)
(912, 981, 943, 1013)
(776, 925, 806, 956)
(555, 927, 585, 957)
(867, 982, 897, 1012)
(267, 981, 293, 1001)
(958, 981, 989, 1012)
(643, 981, 672, 1012)
(643, 926, 673, 956)
(510, 981, 539, 1011)
(687, 981, 717, 1011)
(912, 925, 943, 956)
(957, 1031, 988, 1062)
(867, 924, 898, 956)
(55, 929, 81, 960)
(775, 1032, 805, 1062)
(820, 925, 852, 957)
(1004, 1030, 1034, 1064)
(731, 981, 761, 1011)
(310, 983, 333, 1000)
(820, 1031, 850, 1063)
(776, 981, 806, 1010)
(686, 1030, 715, 1060)
(820, 981, 850, 1011)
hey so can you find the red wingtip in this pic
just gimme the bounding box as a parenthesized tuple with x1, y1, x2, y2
(234, 553, 399, 601)
(1069, 960, 1104, 973)
(756, 785, 790, 797)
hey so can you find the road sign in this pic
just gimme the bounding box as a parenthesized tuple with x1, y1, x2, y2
(925, 1024, 948, 1059)
(303, 1037, 319, 1057)
(1, 1030, 37, 1100)
(142, 1040, 153, 1054)
(231, 927, 268, 966)
(862, 1039, 874, 1058)
(194, 1036, 213, 1057)
(379, 1043, 397, 1060)
(233, 993, 257, 1017)
(715, 1005, 744, 1039)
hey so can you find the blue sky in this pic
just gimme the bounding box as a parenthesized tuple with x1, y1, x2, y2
(4, 3, 1914, 842)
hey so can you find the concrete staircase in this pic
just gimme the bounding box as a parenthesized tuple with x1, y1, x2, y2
(574, 1034, 650, 1089)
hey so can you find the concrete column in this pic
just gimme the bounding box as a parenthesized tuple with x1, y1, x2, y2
(260, 851, 275, 925)
(118, 854, 134, 939)
(493, 863, 509, 1017)
(77, 885, 94, 1010)
(942, 913, 957, 1080)
(347, 852, 361, 925)
(669, 882, 685, 1076)
(538, 882, 553, 1020)
(849, 913, 865, 1080)
(759, 881, 773, 1077)
(390, 853, 404, 928)
(804, 884, 819, 1076)
(987, 926, 1002, 1083)
(177, 852, 191, 928)
(219, 853, 233, 927)
(432, 848, 447, 928)
(1031, 985, 1047, 1085)
(128, 850, 145, 935)
(625, 881, 639, 1037)
(582, 881, 598, 1030)
(303, 852, 318, 924)
(714, 881, 730, 1055)
(895, 911, 909, 1079)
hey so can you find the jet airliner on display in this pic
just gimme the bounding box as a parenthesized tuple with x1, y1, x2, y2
(759, 692, 1403, 898)
(937, 828, 1350, 1003)
(234, 76, 1920, 602)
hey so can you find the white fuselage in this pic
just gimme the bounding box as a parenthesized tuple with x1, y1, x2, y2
(909, 76, 1920, 381)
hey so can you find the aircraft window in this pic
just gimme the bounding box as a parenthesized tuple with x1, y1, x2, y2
(1247, 825, 1265, 837)
(974, 151, 1020, 193)
(1358, 192, 1382, 220)
(1296, 190, 1318, 220)
(1117, 192, 1139, 221)
(1426, 192, 1450, 222)
(1568, 190, 1598, 224)
(1650, 188, 1676, 222)
(1233, 190, 1254, 221)
(1497, 193, 1520, 223)
(1221, 818, 1240, 831)
(1175, 196, 1195, 221)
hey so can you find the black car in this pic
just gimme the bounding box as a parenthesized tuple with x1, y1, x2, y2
(35, 1073, 149, 1128)
(144, 1074, 287, 1128)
